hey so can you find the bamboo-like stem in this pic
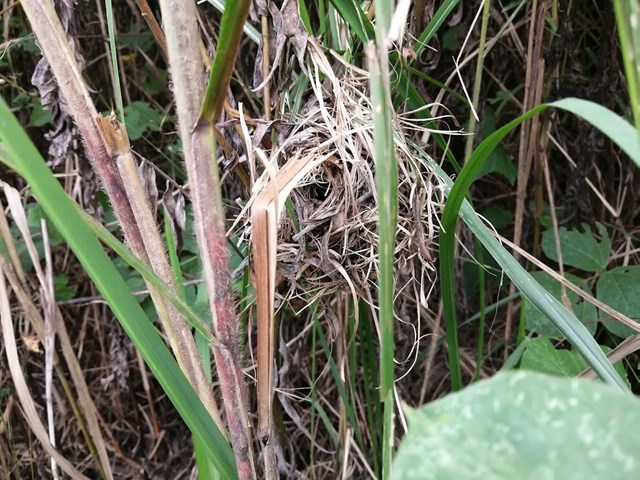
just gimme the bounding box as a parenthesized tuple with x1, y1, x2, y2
(158, 1, 256, 477)
(21, 0, 226, 447)
(191, 118, 256, 480)
(19, 0, 146, 257)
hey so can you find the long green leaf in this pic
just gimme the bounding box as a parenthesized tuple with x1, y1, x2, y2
(329, 0, 374, 43)
(439, 98, 636, 391)
(553, 98, 640, 168)
(414, 0, 460, 57)
(200, 0, 251, 122)
(0, 97, 238, 478)
(614, 0, 640, 134)
(370, 3, 397, 476)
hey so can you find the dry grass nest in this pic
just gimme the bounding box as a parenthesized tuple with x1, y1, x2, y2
(231, 45, 451, 375)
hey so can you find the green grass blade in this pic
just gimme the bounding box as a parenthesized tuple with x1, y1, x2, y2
(614, 0, 640, 134)
(200, 0, 251, 122)
(329, 0, 374, 43)
(359, 302, 382, 476)
(104, 0, 124, 120)
(162, 207, 218, 478)
(553, 98, 640, 168)
(204, 0, 260, 44)
(414, 0, 460, 57)
(0, 97, 238, 478)
(438, 98, 637, 391)
(313, 317, 365, 452)
(370, 3, 397, 476)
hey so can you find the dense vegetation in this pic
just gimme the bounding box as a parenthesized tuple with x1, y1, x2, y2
(0, 1, 638, 478)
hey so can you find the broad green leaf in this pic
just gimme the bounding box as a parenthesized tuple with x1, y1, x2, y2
(393, 371, 640, 480)
(541, 223, 610, 272)
(477, 107, 516, 184)
(521, 337, 591, 376)
(480, 205, 512, 230)
(596, 266, 640, 338)
(123, 101, 164, 140)
(53, 275, 76, 301)
(28, 103, 53, 127)
(525, 272, 597, 338)
(475, 144, 516, 184)
(521, 338, 628, 383)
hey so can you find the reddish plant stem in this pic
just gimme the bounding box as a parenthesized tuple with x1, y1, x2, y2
(158, 0, 256, 476)
(190, 124, 255, 479)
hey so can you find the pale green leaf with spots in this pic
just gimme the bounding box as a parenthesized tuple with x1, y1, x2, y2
(393, 371, 640, 480)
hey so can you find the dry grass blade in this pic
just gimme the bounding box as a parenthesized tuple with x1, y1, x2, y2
(0, 272, 90, 480)
(42, 220, 59, 479)
(0, 185, 114, 479)
(252, 149, 330, 442)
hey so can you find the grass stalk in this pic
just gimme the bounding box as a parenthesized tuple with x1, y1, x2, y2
(463, 0, 491, 162)
(18, 0, 146, 258)
(157, 1, 256, 476)
(369, 2, 397, 477)
(97, 115, 225, 431)
(0, 97, 237, 478)
(104, 0, 125, 120)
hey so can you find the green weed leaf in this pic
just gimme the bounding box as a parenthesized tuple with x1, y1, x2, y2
(525, 272, 597, 338)
(521, 338, 627, 382)
(541, 223, 610, 272)
(393, 371, 640, 480)
(123, 101, 164, 140)
(596, 266, 640, 338)
(521, 337, 591, 376)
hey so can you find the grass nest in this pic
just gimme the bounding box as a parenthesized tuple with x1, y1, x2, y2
(236, 43, 445, 304)
(228, 43, 449, 475)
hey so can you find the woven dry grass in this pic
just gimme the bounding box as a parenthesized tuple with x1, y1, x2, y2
(236, 42, 445, 316)
(222, 41, 453, 476)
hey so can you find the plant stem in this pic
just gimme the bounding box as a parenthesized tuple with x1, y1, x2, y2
(158, 1, 256, 476)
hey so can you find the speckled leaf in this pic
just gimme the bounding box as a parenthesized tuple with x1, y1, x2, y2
(393, 371, 640, 480)
(541, 223, 610, 272)
(525, 271, 597, 338)
(596, 266, 640, 338)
